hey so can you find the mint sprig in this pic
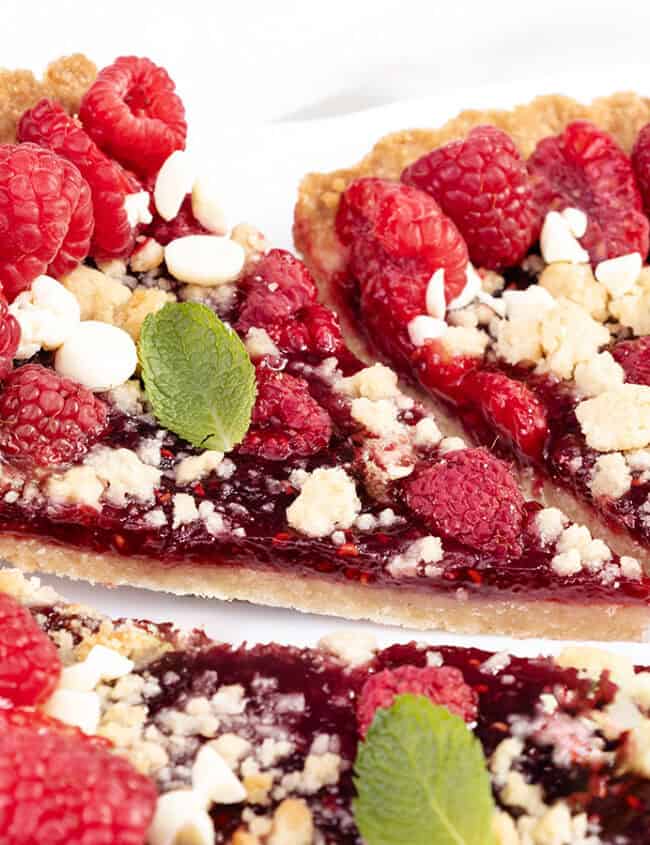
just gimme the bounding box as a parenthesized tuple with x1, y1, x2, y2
(139, 302, 256, 452)
(353, 696, 495, 845)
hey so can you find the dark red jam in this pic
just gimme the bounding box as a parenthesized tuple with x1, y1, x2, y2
(97, 628, 650, 843)
(335, 263, 650, 563)
(0, 263, 649, 611)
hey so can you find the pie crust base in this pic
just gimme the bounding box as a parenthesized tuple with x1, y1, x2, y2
(2, 534, 649, 641)
(294, 91, 650, 567)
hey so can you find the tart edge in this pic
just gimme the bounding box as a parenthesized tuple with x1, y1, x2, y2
(1, 534, 649, 641)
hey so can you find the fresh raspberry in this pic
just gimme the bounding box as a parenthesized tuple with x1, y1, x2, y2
(336, 178, 469, 301)
(631, 123, 650, 216)
(463, 370, 549, 459)
(404, 447, 525, 557)
(0, 364, 109, 467)
(0, 144, 93, 301)
(413, 338, 482, 401)
(0, 719, 157, 844)
(239, 368, 332, 461)
(527, 120, 649, 263)
(18, 99, 141, 262)
(0, 294, 20, 381)
(401, 126, 540, 270)
(79, 56, 187, 178)
(236, 249, 318, 334)
(612, 336, 650, 386)
(358, 265, 431, 367)
(357, 665, 478, 737)
(0, 592, 61, 706)
(267, 304, 345, 360)
(146, 194, 208, 245)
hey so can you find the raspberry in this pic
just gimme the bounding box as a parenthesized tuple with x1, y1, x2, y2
(402, 126, 540, 270)
(357, 665, 478, 737)
(336, 178, 469, 301)
(146, 193, 208, 245)
(267, 304, 345, 360)
(0, 294, 20, 381)
(0, 719, 157, 844)
(0, 364, 109, 467)
(463, 370, 549, 459)
(612, 336, 650, 386)
(0, 592, 61, 706)
(631, 123, 650, 216)
(236, 249, 318, 334)
(404, 447, 525, 557)
(79, 56, 187, 178)
(413, 338, 482, 401)
(0, 144, 93, 301)
(527, 120, 649, 263)
(239, 368, 332, 461)
(19, 99, 141, 262)
(358, 265, 431, 367)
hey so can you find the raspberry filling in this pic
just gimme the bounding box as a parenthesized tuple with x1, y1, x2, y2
(35, 604, 650, 845)
(0, 267, 647, 611)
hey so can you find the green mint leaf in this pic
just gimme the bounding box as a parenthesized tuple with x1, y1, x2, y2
(353, 695, 495, 845)
(139, 302, 256, 452)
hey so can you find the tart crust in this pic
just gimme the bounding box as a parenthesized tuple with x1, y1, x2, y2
(2, 533, 649, 641)
(294, 91, 650, 564)
(294, 90, 650, 290)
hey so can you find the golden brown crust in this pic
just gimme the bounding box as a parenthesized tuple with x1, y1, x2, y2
(294, 91, 650, 286)
(0, 54, 97, 143)
(2, 533, 649, 641)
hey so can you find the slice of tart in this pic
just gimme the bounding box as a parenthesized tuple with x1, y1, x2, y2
(0, 58, 649, 639)
(294, 93, 650, 573)
(3, 566, 650, 844)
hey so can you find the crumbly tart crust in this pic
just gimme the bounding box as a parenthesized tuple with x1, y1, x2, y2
(293, 92, 650, 565)
(5, 567, 650, 844)
(0, 54, 96, 144)
(294, 91, 650, 291)
(3, 533, 650, 641)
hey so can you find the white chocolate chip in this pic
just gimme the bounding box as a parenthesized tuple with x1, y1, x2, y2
(192, 744, 247, 804)
(425, 269, 446, 318)
(501, 286, 556, 322)
(595, 252, 643, 298)
(123, 191, 153, 227)
(154, 150, 195, 221)
(55, 321, 138, 391)
(165, 235, 245, 286)
(191, 177, 227, 235)
(60, 644, 134, 692)
(540, 211, 589, 264)
(43, 689, 101, 735)
(407, 315, 447, 347)
(148, 791, 214, 845)
(560, 207, 588, 238)
(448, 264, 481, 310)
(10, 275, 81, 359)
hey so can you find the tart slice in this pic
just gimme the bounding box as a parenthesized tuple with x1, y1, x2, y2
(294, 93, 650, 572)
(0, 58, 650, 639)
(3, 566, 650, 844)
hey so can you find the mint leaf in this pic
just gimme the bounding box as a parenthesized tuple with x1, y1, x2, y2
(139, 302, 256, 451)
(353, 696, 495, 845)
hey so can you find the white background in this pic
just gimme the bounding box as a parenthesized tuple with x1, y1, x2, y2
(5, 0, 650, 657)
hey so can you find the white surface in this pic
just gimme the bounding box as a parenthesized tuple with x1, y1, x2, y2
(6, 1, 650, 658)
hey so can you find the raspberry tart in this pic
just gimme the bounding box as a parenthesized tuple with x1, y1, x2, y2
(0, 58, 650, 639)
(2, 567, 650, 844)
(294, 94, 650, 580)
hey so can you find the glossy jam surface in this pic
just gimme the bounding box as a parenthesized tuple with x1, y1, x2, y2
(0, 265, 649, 608)
(119, 631, 650, 842)
(335, 264, 650, 558)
